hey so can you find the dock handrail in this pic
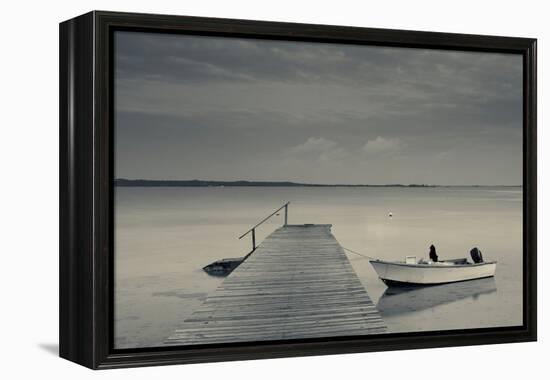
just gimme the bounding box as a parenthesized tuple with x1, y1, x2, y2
(238, 202, 289, 252)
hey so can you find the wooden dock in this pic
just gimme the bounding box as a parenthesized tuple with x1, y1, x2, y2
(166, 224, 385, 345)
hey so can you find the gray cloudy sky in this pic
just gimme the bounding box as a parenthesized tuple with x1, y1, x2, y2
(115, 31, 522, 185)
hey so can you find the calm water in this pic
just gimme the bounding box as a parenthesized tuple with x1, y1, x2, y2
(114, 186, 523, 349)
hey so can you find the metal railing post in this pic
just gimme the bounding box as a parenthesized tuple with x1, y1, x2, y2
(238, 202, 290, 253)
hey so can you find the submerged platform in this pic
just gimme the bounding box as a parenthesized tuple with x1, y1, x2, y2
(166, 224, 385, 345)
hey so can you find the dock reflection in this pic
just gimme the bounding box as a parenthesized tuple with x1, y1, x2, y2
(376, 277, 497, 317)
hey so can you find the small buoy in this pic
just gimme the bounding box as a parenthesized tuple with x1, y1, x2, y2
(388, 212, 393, 218)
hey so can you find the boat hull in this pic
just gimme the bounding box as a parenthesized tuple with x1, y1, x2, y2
(370, 260, 497, 286)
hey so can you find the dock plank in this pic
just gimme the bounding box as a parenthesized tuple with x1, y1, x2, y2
(166, 224, 385, 345)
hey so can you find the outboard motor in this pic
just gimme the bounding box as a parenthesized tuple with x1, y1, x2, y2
(470, 247, 484, 263)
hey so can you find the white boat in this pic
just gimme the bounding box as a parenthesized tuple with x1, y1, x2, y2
(370, 257, 497, 286)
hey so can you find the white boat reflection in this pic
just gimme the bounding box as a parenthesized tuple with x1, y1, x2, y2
(376, 277, 497, 317)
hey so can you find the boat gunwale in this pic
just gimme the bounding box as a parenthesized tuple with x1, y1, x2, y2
(369, 259, 497, 269)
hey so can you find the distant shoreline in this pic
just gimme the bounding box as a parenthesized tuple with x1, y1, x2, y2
(114, 179, 521, 188)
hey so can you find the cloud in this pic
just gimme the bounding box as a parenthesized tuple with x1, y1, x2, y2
(363, 136, 403, 155)
(287, 137, 349, 165)
(289, 137, 338, 155)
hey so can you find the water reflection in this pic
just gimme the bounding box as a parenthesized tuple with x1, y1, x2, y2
(376, 277, 497, 317)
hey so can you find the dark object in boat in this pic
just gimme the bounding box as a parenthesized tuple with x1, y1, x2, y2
(470, 247, 484, 263)
(429, 244, 438, 262)
(203, 257, 244, 276)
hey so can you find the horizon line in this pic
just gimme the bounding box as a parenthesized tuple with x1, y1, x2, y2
(114, 178, 523, 187)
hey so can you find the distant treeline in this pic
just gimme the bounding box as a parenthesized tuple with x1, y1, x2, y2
(114, 179, 440, 188)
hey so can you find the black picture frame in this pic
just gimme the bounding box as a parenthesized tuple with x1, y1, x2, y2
(59, 10, 537, 369)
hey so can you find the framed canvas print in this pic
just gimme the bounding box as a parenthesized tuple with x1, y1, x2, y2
(59, 11, 537, 369)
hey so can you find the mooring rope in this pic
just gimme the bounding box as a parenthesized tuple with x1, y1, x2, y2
(342, 246, 377, 260)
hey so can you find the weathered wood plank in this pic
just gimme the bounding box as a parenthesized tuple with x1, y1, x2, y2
(166, 224, 385, 345)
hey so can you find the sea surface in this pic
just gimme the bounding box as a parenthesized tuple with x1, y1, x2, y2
(114, 186, 523, 349)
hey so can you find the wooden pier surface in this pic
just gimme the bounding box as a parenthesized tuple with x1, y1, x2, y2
(166, 224, 385, 345)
